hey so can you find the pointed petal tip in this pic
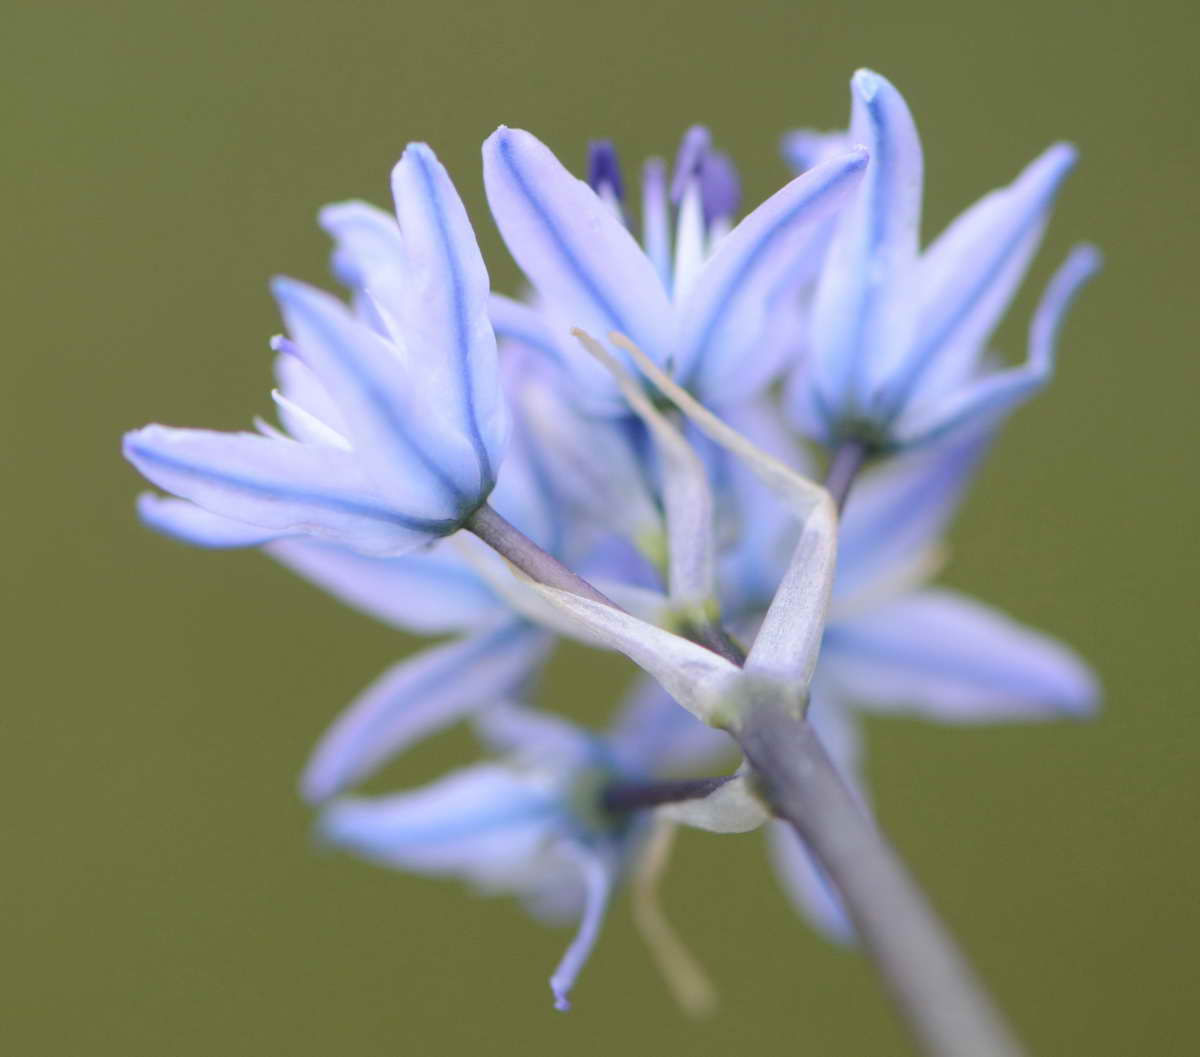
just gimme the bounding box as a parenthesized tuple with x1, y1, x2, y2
(269, 274, 307, 303)
(122, 424, 163, 459)
(1024, 141, 1079, 190)
(300, 766, 337, 806)
(484, 124, 515, 149)
(851, 67, 886, 100)
(316, 199, 368, 230)
(397, 141, 436, 169)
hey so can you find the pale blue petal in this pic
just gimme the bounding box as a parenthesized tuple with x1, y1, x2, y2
(489, 292, 562, 361)
(482, 127, 673, 403)
(514, 370, 659, 550)
(810, 70, 923, 418)
(475, 703, 597, 770)
(318, 764, 559, 875)
(766, 821, 855, 943)
(486, 414, 564, 556)
(781, 128, 851, 172)
(890, 144, 1077, 413)
(606, 676, 734, 777)
(123, 426, 447, 554)
(270, 390, 351, 449)
(549, 849, 616, 1011)
(823, 588, 1099, 720)
(895, 245, 1099, 446)
(834, 425, 991, 601)
(677, 148, 869, 401)
(266, 537, 500, 634)
(137, 493, 288, 548)
(271, 277, 482, 519)
(301, 622, 550, 802)
(392, 143, 507, 491)
(272, 339, 348, 436)
(318, 200, 408, 334)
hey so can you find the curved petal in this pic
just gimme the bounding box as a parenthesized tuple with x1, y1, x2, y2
(895, 244, 1100, 446)
(516, 370, 662, 550)
(123, 426, 448, 555)
(834, 425, 991, 604)
(766, 821, 855, 943)
(482, 127, 672, 404)
(267, 536, 500, 634)
(489, 292, 562, 361)
(318, 764, 559, 875)
(677, 148, 869, 400)
(810, 70, 923, 420)
(318, 199, 408, 334)
(892, 143, 1077, 412)
(273, 341, 348, 436)
(474, 702, 596, 769)
(301, 622, 550, 802)
(823, 588, 1099, 720)
(137, 493, 289, 548)
(392, 143, 507, 490)
(549, 847, 616, 1011)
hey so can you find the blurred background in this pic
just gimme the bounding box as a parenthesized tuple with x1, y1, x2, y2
(5, 0, 1198, 1053)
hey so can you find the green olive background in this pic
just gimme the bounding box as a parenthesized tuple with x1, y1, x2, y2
(5, 1, 1198, 1053)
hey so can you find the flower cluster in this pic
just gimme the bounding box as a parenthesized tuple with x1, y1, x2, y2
(125, 70, 1098, 1009)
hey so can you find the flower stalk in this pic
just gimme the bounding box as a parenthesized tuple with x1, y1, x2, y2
(736, 692, 1027, 1057)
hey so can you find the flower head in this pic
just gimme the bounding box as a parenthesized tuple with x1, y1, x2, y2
(124, 144, 506, 556)
(789, 69, 1098, 450)
(480, 124, 868, 412)
(318, 692, 727, 1011)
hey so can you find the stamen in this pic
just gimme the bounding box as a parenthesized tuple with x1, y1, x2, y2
(669, 125, 712, 203)
(608, 333, 830, 518)
(587, 139, 625, 204)
(632, 818, 718, 1018)
(572, 328, 716, 615)
(699, 150, 741, 227)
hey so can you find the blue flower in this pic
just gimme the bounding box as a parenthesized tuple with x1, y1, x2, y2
(480, 124, 868, 413)
(124, 144, 507, 556)
(317, 693, 727, 1011)
(788, 69, 1099, 450)
(136, 384, 569, 802)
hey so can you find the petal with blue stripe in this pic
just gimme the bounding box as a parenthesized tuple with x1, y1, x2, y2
(677, 148, 868, 402)
(482, 127, 672, 407)
(810, 70, 923, 417)
(301, 621, 550, 802)
(823, 587, 1099, 720)
(895, 245, 1099, 446)
(392, 144, 507, 493)
(272, 277, 481, 518)
(123, 425, 447, 555)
